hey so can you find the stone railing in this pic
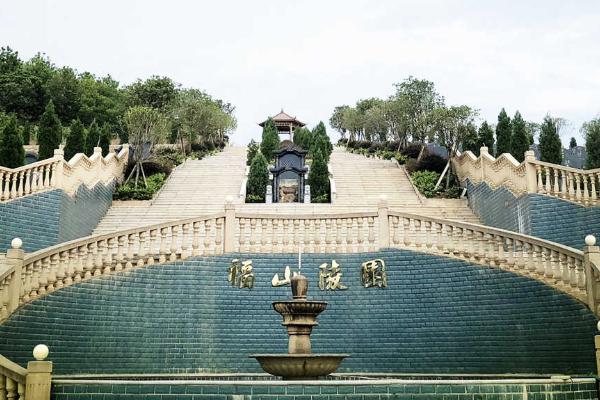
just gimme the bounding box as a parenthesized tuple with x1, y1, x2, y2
(1, 199, 600, 320)
(452, 146, 600, 206)
(0, 145, 129, 203)
(0, 345, 52, 400)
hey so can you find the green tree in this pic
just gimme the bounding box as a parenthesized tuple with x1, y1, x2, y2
(495, 108, 512, 156)
(0, 115, 24, 167)
(63, 119, 85, 160)
(307, 149, 330, 201)
(477, 121, 495, 155)
(21, 122, 32, 145)
(246, 139, 259, 166)
(246, 151, 268, 200)
(99, 123, 112, 156)
(45, 67, 81, 123)
(260, 117, 280, 161)
(38, 100, 62, 160)
(127, 76, 178, 110)
(78, 73, 127, 132)
(539, 115, 563, 164)
(569, 137, 577, 149)
(511, 111, 529, 162)
(583, 118, 600, 168)
(85, 121, 100, 155)
(329, 105, 349, 138)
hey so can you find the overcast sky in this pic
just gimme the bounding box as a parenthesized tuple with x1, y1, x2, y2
(1, 0, 599, 145)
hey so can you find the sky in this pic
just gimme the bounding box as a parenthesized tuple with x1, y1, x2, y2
(1, 0, 599, 145)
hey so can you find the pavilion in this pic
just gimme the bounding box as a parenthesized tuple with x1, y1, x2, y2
(259, 109, 305, 141)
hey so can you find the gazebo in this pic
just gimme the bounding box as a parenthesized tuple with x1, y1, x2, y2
(259, 110, 306, 141)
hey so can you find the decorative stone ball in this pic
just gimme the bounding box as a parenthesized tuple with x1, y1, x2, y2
(33, 344, 49, 361)
(225, 195, 234, 203)
(597, 320, 600, 332)
(585, 235, 596, 246)
(11, 238, 22, 249)
(379, 194, 388, 202)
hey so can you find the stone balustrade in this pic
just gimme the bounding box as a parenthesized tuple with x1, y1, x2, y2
(452, 146, 600, 206)
(0, 346, 52, 400)
(0, 145, 129, 203)
(1, 200, 600, 322)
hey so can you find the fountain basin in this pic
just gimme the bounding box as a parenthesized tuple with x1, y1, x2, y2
(273, 300, 327, 316)
(251, 354, 349, 380)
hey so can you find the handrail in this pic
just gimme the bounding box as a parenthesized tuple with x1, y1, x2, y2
(0, 348, 52, 400)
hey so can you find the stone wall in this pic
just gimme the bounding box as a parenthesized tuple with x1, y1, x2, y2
(0, 250, 595, 375)
(467, 180, 600, 249)
(0, 182, 114, 252)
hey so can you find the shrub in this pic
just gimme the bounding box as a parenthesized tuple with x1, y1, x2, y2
(337, 138, 348, 146)
(64, 119, 85, 161)
(308, 149, 330, 202)
(246, 152, 268, 201)
(417, 153, 447, 174)
(312, 193, 329, 203)
(38, 100, 62, 160)
(411, 170, 440, 198)
(405, 158, 419, 173)
(246, 139, 259, 166)
(0, 116, 24, 168)
(260, 118, 280, 161)
(245, 194, 264, 203)
(115, 173, 166, 200)
(401, 143, 424, 159)
(84, 121, 100, 156)
(154, 147, 185, 166)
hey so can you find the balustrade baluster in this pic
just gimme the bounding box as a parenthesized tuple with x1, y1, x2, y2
(591, 174, 598, 204)
(115, 236, 125, 272)
(24, 170, 31, 195)
(536, 165, 544, 193)
(43, 164, 50, 188)
(3, 173, 11, 199)
(85, 243, 95, 278)
(455, 227, 465, 259)
(21, 263, 32, 303)
(10, 174, 17, 199)
(53, 251, 66, 289)
(391, 217, 400, 247)
(204, 220, 213, 255)
(16, 171, 24, 197)
(261, 219, 269, 253)
(445, 225, 455, 256)
(6, 377, 16, 400)
(522, 242, 534, 275)
(356, 218, 364, 252)
(293, 219, 300, 252)
(127, 234, 136, 269)
(310, 219, 317, 253)
(402, 218, 412, 248)
(102, 238, 114, 274)
(513, 240, 524, 271)
(18, 382, 24, 400)
(550, 250, 560, 280)
(335, 219, 343, 253)
(137, 232, 147, 266)
(568, 173, 576, 200)
(496, 236, 506, 268)
(325, 220, 333, 252)
(304, 220, 311, 252)
(148, 230, 158, 264)
(345, 219, 353, 253)
(367, 217, 375, 251)
(560, 170, 567, 199)
(463, 229, 474, 261)
(533, 245, 544, 277)
(159, 227, 168, 262)
(94, 241, 104, 276)
(281, 220, 289, 253)
(170, 226, 179, 261)
(276, 219, 284, 253)
(192, 222, 202, 256)
(576, 258, 585, 290)
(181, 224, 190, 259)
(424, 221, 433, 250)
(1, 279, 10, 319)
(314, 219, 323, 253)
(47, 254, 59, 292)
(0, 171, 4, 200)
(28, 261, 41, 299)
(542, 248, 552, 278)
(553, 168, 560, 196)
(583, 175, 590, 204)
(568, 256, 577, 288)
(575, 174, 582, 201)
(414, 220, 422, 249)
(558, 253, 569, 287)
(238, 219, 246, 253)
(544, 166, 552, 193)
(62, 250, 73, 286)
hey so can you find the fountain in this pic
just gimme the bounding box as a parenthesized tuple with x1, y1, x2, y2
(251, 264, 349, 379)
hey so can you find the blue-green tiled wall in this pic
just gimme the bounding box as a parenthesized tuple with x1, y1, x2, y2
(467, 180, 600, 249)
(0, 250, 595, 375)
(0, 182, 114, 252)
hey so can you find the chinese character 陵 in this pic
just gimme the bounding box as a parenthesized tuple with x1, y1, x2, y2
(318, 260, 348, 291)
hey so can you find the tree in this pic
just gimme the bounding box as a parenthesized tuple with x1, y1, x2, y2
(260, 117, 279, 161)
(246, 139, 259, 166)
(64, 119, 85, 160)
(127, 76, 178, 111)
(432, 105, 477, 158)
(246, 151, 268, 200)
(569, 137, 577, 149)
(329, 105, 349, 138)
(124, 106, 169, 187)
(477, 121, 494, 155)
(539, 115, 563, 164)
(583, 118, 600, 168)
(307, 149, 330, 201)
(293, 127, 312, 150)
(99, 123, 112, 156)
(21, 122, 32, 145)
(45, 67, 81, 123)
(511, 111, 529, 162)
(495, 108, 512, 156)
(0, 115, 24, 167)
(310, 121, 332, 161)
(38, 100, 62, 160)
(85, 121, 100, 155)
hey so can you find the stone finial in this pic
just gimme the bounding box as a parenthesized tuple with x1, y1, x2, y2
(586, 235, 597, 246)
(378, 194, 388, 208)
(53, 148, 64, 157)
(11, 237, 22, 249)
(480, 146, 489, 155)
(524, 150, 536, 161)
(93, 147, 102, 155)
(225, 195, 234, 204)
(33, 344, 49, 361)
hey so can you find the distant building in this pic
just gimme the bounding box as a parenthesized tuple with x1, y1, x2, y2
(530, 144, 587, 169)
(259, 110, 305, 141)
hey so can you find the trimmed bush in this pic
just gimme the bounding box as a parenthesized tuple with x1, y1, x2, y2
(64, 119, 85, 161)
(411, 170, 440, 198)
(417, 153, 447, 174)
(115, 173, 166, 200)
(401, 143, 424, 159)
(246, 152, 268, 202)
(0, 115, 24, 168)
(84, 121, 100, 156)
(38, 100, 62, 160)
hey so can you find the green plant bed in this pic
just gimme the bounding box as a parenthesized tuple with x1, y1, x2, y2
(410, 170, 462, 199)
(114, 173, 166, 201)
(312, 193, 329, 203)
(245, 194, 264, 203)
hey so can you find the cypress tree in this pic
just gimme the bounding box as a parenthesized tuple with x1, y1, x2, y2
(511, 111, 529, 162)
(0, 116, 25, 168)
(99, 123, 112, 156)
(311, 133, 331, 163)
(246, 139, 259, 166)
(246, 151, 269, 201)
(64, 119, 86, 160)
(495, 108, 512, 156)
(260, 118, 280, 161)
(21, 123, 32, 145)
(569, 137, 577, 149)
(307, 149, 330, 202)
(477, 121, 495, 155)
(539, 115, 563, 164)
(85, 121, 100, 156)
(584, 118, 600, 168)
(311, 121, 332, 158)
(38, 100, 62, 160)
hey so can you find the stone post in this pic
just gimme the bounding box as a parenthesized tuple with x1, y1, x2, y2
(304, 185, 311, 204)
(6, 238, 24, 314)
(479, 146, 489, 182)
(584, 235, 600, 317)
(378, 196, 390, 249)
(266, 185, 272, 204)
(223, 197, 236, 253)
(25, 345, 52, 400)
(524, 150, 538, 193)
(52, 148, 64, 189)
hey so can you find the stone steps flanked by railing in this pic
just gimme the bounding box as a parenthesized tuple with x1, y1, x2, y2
(0, 146, 129, 203)
(453, 146, 600, 206)
(2, 199, 600, 324)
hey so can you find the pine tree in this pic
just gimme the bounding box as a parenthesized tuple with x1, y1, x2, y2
(474, 121, 494, 156)
(511, 111, 529, 162)
(311, 133, 331, 163)
(64, 119, 86, 160)
(569, 137, 577, 149)
(85, 121, 100, 156)
(584, 118, 600, 168)
(246, 151, 269, 201)
(260, 118, 280, 161)
(495, 108, 512, 156)
(246, 139, 259, 166)
(311, 121, 332, 158)
(21, 123, 32, 145)
(38, 100, 62, 160)
(0, 115, 24, 168)
(307, 149, 330, 202)
(99, 123, 112, 156)
(539, 115, 563, 164)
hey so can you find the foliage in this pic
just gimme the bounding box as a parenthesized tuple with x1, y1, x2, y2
(21, 122, 32, 145)
(260, 117, 279, 161)
(310, 121, 332, 161)
(569, 137, 577, 149)
(99, 123, 111, 156)
(46, 67, 81, 123)
(417, 153, 447, 174)
(583, 118, 600, 169)
(84, 121, 100, 155)
(307, 149, 330, 202)
(38, 100, 62, 160)
(312, 193, 329, 203)
(329, 105, 349, 138)
(246, 151, 268, 201)
(154, 147, 185, 166)
(292, 127, 313, 150)
(0, 115, 24, 167)
(64, 119, 85, 160)
(411, 170, 440, 198)
(245, 194, 264, 203)
(431, 105, 478, 157)
(477, 121, 494, 155)
(511, 111, 529, 162)
(495, 108, 512, 155)
(539, 115, 563, 164)
(114, 173, 166, 200)
(126, 76, 178, 111)
(246, 139, 259, 166)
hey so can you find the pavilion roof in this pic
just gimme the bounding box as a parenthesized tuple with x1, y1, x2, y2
(259, 109, 306, 127)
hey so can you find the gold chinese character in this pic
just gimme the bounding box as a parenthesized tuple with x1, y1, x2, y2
(229, 259, 254, 289)
(318, 260, 348, 291)
(361, 259, 387, 288)
(272, 265, 297, 287)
